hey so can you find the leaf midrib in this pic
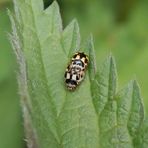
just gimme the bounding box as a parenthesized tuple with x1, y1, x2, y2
(25, 4, 60, 144)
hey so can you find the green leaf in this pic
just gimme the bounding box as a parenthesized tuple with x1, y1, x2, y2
(91, 56, 145, 148)
(135, 119, 148, 148)
(9, 0, 148, 148)
(91, 56, 117, 115)
(10, 0, 99, 147)
(62, 19, 80, 56)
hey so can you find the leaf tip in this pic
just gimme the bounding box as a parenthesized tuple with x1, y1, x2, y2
(87, 33, 93, 41)
(108, 53, 114, 61)
(132, 79, 141, 95)
(51, 0, 60, 9)
(71, 18, 79, 25)
(108, 54, 117, 73)
(70, 18, 80, 33)
(81, 34, 96, 80)
(7, 8, 14, 22)
(133, 79, 139, 88)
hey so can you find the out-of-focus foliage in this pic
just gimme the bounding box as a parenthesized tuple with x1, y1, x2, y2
(0, 0, 148, 148)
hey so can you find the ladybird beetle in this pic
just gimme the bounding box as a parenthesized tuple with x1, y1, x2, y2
(64, 52, 89, 90)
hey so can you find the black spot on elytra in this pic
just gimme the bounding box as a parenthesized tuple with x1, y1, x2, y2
(85, 58, 88, 64)
(79, 52, 86, 59)
(66, 79, 77, 85)
(70, 74, 72, 79)
(66, 65, 70, 70)
(64, 72, 67, 78)
(66, 79, 70, 83)
(72, 52, 87, 59)
(73, 53, 78, 58)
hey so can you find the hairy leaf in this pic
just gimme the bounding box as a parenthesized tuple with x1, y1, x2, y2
(9, 0, 148, 148)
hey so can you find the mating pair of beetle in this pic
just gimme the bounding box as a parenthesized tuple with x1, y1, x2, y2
(64, 52, 89, 90)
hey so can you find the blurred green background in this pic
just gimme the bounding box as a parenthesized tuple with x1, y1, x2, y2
(0, 0, 148, 147)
